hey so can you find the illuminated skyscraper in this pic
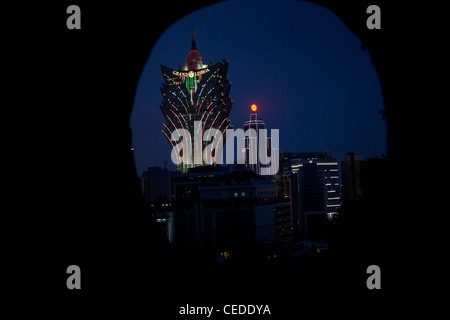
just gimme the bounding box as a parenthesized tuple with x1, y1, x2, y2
(243, 104, 277, 175)
(160, 28, 233, 172)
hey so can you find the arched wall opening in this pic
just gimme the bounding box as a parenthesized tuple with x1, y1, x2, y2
(129, 0, 387, 260)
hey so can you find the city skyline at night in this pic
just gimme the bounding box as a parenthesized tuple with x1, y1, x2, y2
(132, 0, 387, 262)
(130, 0, 385, 176)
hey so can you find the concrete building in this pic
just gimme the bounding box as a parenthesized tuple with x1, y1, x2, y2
(171, 165, 279, 260)
(281, 151, 341, 241)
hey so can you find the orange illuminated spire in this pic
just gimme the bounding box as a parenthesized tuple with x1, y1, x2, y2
(251, 104, 257, 112)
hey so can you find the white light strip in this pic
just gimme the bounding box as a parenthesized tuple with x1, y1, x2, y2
(317, 162, 338, 166)
(327, 204, 340, 207)
(328, 197, 340, 200)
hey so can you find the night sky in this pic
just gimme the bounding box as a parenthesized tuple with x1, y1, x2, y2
(130, 0, 385, 175)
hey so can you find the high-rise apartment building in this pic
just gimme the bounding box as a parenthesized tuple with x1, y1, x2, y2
(282, 151, 341, 240)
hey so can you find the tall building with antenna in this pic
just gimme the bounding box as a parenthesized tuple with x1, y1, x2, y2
(160, 27, 233, 172)
(243, 104, 277, 176)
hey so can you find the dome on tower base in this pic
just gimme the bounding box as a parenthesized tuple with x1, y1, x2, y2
(185, 49, 206, 71)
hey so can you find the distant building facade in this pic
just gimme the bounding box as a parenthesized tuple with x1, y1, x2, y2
(171, 165, 281, 260)
(140, 165, 174, 242)
(280, 151, 341, 241)
(140, 165, 172, 203)
(242, 106, 278, 176)
(340, 152, 363, 204)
